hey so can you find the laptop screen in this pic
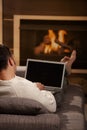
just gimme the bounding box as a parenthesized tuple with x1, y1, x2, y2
(25, 59, 65, 88)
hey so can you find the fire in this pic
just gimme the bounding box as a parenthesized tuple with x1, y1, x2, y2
(58, 30, 67, 43)
(57, 30, 70, 53)
(34, 29, 71, 55)
(44, 29, 69, 54)
(44, 29, 59, 54)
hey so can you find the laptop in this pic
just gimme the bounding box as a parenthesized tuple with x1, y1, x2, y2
(25, 59, 65, 92)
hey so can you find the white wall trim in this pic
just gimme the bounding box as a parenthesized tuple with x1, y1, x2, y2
(14, 15, 87, 21)
(0, 0, 2, 44)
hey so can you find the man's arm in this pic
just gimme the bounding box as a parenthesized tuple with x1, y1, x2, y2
(21, 78, 57, 112)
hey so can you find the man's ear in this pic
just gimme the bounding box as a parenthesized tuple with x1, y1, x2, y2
(8, 57, 14, 66)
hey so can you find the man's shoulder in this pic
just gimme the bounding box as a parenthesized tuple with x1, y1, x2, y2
(15, 75, 25, 80)
(15, 76, 28, 82)
(15, 76, 36, 86)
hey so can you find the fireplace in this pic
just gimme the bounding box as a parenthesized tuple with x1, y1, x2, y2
(14, 15, 87, 70)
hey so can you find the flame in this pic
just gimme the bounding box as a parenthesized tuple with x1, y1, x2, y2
(58, 30, 67, 43)
(34, 29, 70, 55)
(58, 30, 70, 53)
(44, 29, 59, 54)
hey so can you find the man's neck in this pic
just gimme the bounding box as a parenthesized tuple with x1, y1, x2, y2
(0, 69, 15, 80)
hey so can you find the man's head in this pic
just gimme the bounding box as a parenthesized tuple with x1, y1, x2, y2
(0, 44, 16, 73)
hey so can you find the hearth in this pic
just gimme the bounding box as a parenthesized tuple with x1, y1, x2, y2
(20, 19, 87, 69)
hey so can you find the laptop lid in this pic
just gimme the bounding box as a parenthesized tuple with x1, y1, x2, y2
(25, 59, 65, 89)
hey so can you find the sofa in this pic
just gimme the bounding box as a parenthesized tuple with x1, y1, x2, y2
(0, 66, 86, 130)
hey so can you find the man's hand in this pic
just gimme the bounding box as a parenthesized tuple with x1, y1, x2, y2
(36, 82, 45, 90)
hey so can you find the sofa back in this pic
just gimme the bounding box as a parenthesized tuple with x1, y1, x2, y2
(16, 66, 26, 77)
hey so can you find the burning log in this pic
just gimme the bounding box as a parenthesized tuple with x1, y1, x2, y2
(55, 40, 73, 52)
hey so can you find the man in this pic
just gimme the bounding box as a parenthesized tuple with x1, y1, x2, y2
(0, 44, 76, 112)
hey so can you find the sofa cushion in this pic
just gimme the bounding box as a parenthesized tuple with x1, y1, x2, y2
(0, 97, 49, 115)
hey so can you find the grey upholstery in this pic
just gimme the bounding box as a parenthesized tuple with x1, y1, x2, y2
(59, 84, 85, 130)
(0, 114, 60, 130)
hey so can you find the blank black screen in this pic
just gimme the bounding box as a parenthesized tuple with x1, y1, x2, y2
(26, 60, 65, 87)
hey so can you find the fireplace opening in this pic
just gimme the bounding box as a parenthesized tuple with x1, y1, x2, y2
(20, 19, 87, 69)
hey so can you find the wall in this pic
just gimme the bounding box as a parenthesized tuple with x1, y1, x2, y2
(0, 0, 2, 44)
(3, 0, 87, 48)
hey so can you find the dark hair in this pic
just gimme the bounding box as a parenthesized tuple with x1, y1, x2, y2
(0, 44, 12, 71)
